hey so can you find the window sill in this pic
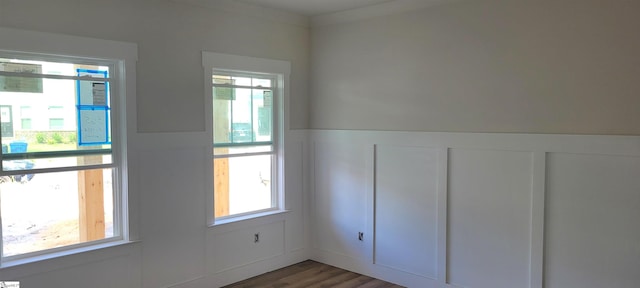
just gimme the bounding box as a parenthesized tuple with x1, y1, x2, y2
(0, 240, 139, 270)
(211, 209, 290, 227)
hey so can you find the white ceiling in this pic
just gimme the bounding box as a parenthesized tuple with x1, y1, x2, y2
(235, 0, 397, 16)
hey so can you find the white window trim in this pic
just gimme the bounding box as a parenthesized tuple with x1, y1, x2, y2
(0, 27, 137, 266)
(202, 51, 290, 226)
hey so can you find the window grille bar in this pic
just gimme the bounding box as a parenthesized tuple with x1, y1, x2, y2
(214, 141, 272, 148)
(213, 151, 274, 159)
(0, 70, 110, 81)
(0, 163, 115, 177)
(2, 148, 112, 160)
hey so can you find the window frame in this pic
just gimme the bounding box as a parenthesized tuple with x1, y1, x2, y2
(203, 52, 290, 226)
(0, 27, 137, 266)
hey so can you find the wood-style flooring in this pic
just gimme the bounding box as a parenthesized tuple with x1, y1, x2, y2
(222, 260, 405, 288)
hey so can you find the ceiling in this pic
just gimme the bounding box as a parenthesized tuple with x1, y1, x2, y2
(235, 0, 397, 16)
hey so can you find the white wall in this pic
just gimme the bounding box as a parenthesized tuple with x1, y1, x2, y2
(310, 129, 640, 288)
(310, 0, 640, 135)
(3, 1, 640, 288)
(0, 1, 310, 287)
(307, 2, 640, 286)
(131, 131, 308, 288)
(0, 0, 310, 131)
(1, 130, 309, 288)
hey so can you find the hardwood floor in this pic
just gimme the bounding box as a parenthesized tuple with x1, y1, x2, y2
(222, 260, 405, 288)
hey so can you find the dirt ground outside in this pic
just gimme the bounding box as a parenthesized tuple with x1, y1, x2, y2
(1, 170, 113, 257)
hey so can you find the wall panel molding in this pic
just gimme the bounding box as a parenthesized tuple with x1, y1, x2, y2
(373, 144, 439, 279)
(309, 129, 640, 288)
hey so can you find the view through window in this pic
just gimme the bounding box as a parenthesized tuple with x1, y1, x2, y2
(213, 73, 277, 219)
(0, 55, 122, 259)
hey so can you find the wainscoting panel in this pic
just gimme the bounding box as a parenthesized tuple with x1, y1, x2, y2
(209, 220, 285, 274)
(545, 153, 640, 288)
(285, 140, 306, 252)
(309, 130, 640, 288)
(20, 254, 139, 288)
(313, 141, 368, 260)
(447, 149, 533, 288)
(374, 145, 439, 279)
(138, 147, 207, 288)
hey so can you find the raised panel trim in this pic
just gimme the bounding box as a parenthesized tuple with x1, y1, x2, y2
(445, 148, 534, 288)
(530, 152, 546, 288)
(438, 148, 449, 285)
(372, 144, 440, 280)
(311, 141, 368, 259)
(308, 129, 640, 288)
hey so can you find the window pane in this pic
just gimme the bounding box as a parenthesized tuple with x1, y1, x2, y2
(231, 76, 251, 86)
(213, 87, 273, 146)
(214, 155, 272, 218)
(1, 73, 112, 168)
(0, 58, 106, 77)
(252, 78, 271, 88)
(214, 145, 272, 156)
(1, 168, 115, 257)
(49, 118, 64, 130)
(231, 88, 252, 143)
(20, 118, 31, 130)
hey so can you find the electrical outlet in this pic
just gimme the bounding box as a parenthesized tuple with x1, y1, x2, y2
(358, 232, 364, 241)
(254, 233, 260, 243)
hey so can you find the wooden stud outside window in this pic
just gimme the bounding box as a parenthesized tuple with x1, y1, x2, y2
(214, 157, 229, 218)
(213, 98, 230, 217)
(78, 166, 105, 241)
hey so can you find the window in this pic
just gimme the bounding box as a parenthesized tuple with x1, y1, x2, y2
(47, 106, 65, 130)
(203, 52, 289, 223)
(20, 106, 31, 130)
(0, 28, 135, 263)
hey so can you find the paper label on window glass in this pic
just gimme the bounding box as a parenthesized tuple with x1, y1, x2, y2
(0, 281, 20, 288)
(92, 83, 106, 106)
(77, 69, 108, 106)
(0, 62, 43, 93)
(263, 90, 272, 107)
(78, 109, 108, 145)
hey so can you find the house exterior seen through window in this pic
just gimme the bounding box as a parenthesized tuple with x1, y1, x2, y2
(212, 73, 276, 219)
(0, 53, 125, 260)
